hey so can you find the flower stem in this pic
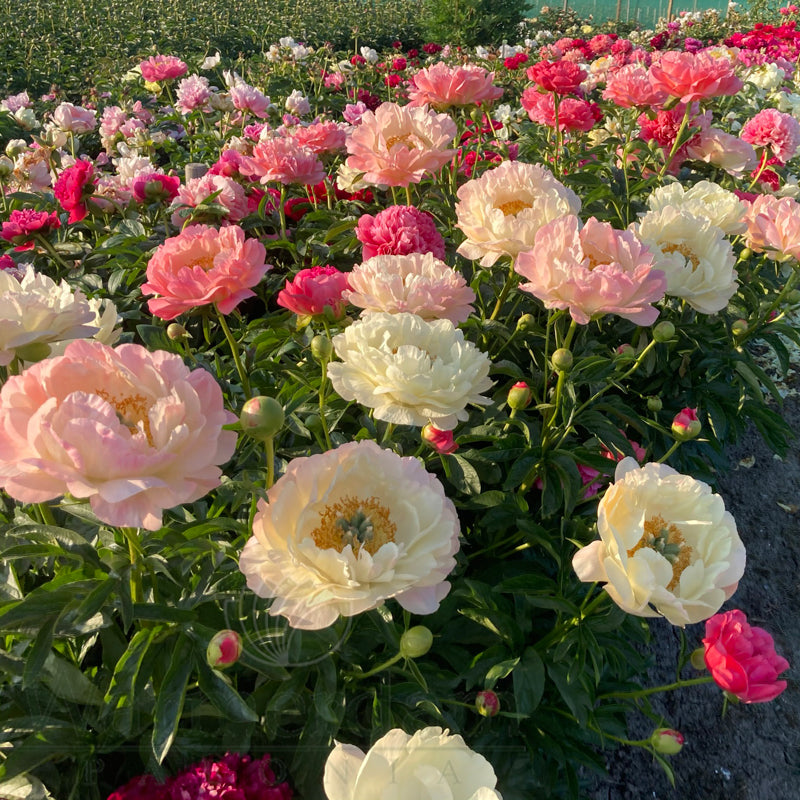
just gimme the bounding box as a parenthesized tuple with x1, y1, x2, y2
(34, 234, 72, 273)
(215, 306, 252, 399)
(489, 257, 518, 321)
(264, 435, 275, 490)
(599, 674, 714, 701)
(657, 103, 692, 180)
(346, 652, 402, 679)
(121, 527, 144, 605)
(657, 439, 683, 464)
(37, 502, 56, 526)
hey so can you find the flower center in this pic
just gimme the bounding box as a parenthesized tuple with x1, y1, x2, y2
(661, 243, 699, 270)
(309, 495, 396, 555)
(187, 255, 216, 272)
(495, 199, 532, 216)
(385, 133, 417, 150)
(627, 514, 693, 591)
(96, 388, 154, 446)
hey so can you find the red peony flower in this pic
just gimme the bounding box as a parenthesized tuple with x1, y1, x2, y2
(526, 59, 587, 94)
(53, 159, 95, 223)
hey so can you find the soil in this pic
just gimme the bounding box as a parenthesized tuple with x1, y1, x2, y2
(588, 389, 800, 800)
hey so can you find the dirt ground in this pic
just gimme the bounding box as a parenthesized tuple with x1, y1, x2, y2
(589, 391, 800, 800)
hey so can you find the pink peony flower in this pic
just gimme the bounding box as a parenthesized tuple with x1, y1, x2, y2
(743, 193, 800, 261)
(741, 107, 800, 164)
(139, 55, 188, 82)
(230, 83, 271, 118)
(345, 252, 476, 324)
(131, 173, 181, 204)
(51, 102, 97, 133)
(170, 173, 249, 225)
(637, 104, 709, 173)
(240, 136, 326, 186)
(406, 62, 503, 109)
(521, 90, 602, 132)
(648, 50, 742, 103)
(526, 59, 587, 94)
(276, 265, 350, 319)
(1, 209, 61, 251)
(141, 224, 270, 319)
(345, 102, 457, 187)
(53, 159, 96, 223)
(602, 63, 668, 108)
(703, 610, 789, 703)
(291, 120, 347, 155)
(1, 91, 31, 113)
(355, 204, 445, 261)
(175, 74, 212, 114)
(0, 341, 237, 530)
(686, 127, 758, 176)
(515, 215, 666, 325)
(422, 423, 458, 454)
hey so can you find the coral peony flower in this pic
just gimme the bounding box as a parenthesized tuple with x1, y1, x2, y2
(515, 215, 666, 325)
(345, 102, 457, 187)
(0, 267, 100, 365)
(646, 180, 748, 235)
(741, 107, 800, 164)
(327, 312, 492, 430)
(292, 120, 347, 155)
(407, 62, 503, 109)
(324, 727, 501, 800)
(51, 102, 97, 134)
(141, 224, 270, 319)
(0, 340, 237, 530)
(703, 610, 789, 703)
(636, 207, 738, 314)
(602, 63, 668, 108)
(239, 440, 461, 629)
(572, 458, 746, 626)
(521, 90, 602, 132)
(686, 128, 758, 177)
(53, 159, 95, 223)
(170, 173, 249, 225)
(1, 209, 61, 251)
(345, 252, 476, 324)
(276, 265, 350, 319)
(355, 204, 445, 261)
(175, 74, 212, 114)
(139, 54, 188, 82)
(648, 50, 743, 103)
(527, 59, 587, 94)
(240, 136, 326, 186)
(743, 193, 800, 262)
(455, 160, 581, 267)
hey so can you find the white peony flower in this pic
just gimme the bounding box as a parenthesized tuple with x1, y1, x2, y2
(645, 180, 747, 235)
(455, 160, 581, 267)
(0, 267, 100, 365)
(745, 63, 785, 92)
(200, 51, 221, 70)
(360, 46, 379, 64)
(285, 89, 311, 116)
(327, 312, 493, 430)
(46, 297, 121, 358)
(635, 207, 738, 314)
(324, 726, 502, 800)
(239, 440, 460, 630)
(573, 458, 745, 626)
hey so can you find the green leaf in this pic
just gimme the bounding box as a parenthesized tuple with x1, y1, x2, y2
(41, 653, 104, 706)
(444, 454, 481, 495)
(152, 638, 194, 763)
(22, 615, 58, 688)
(514, 647, 545, 715)
(136, 324, 182, 353)
(196, 658, 259, 723)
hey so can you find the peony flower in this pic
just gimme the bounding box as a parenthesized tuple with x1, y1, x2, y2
(141, 224, 270, 320)
(285, 89, 311, 116)
(345, 102, 457, 187)
(323, 727, 501, 800)
(602, 63, 668, 108)
(327, 312, 492, 430)
(132, 172, 181, 204)
(229, 83, 271, 118)
(139, 54, 188, 82)
(686, 128, 758, 177)
(703, 610, 789, 703)
(648, 50, 743, 103)
(276, 265, 351, 320)
(421, 423, 458, 454)
(240, 136, 326, 186)
(0, 340, 237, 530)
(527, 59, 587, 94)
(645, 180, 747, 235)
(455, 159, 581, 267)
(743, 193, 800, 261)
(1, 209, 61, 251)
(345, 252, 476, 324)
(0, 267, 100, 365)
(292, 121, 347, 155)
(740, 107, 800, 164)
(521, 90, 602, 132)
(53, 159, 95, 223)
(636, 207, 738, 314)
(355, 204, 445, 261)
(170, 173, 249, 225)
(573, 458, 746, 626)
(515, 215, 666, 325)
(239, 440, 461, 629)
(407, 62, 503, 109)
(51, 102, 97, 134)
(175, 74, 212, 114)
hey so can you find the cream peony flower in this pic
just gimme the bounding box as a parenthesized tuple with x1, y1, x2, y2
(455, 160, 580, 267)
(572, 458, 745, 626)
(239, 441, 460, 630)
(324, 726, 502, 800)
(326, 312, 493, 430)
(645, 180, 747, 235)
(635, 207, 738, 314)
(0, 267, 100, 365)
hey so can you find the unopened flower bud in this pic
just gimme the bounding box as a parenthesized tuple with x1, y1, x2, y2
(647, 396, 662, 412)
(207, 629, 242, 669)
(167, 322, 188, 340)
(421, 423, 458, 454)
(731, 319, 748, 337)
(738, 247, 753, 262)
(516, 313, 536, 333)
(552, 348, 573, 372)
(615, 343, 635, 360)
(650, 728, 684, 755)
(0, 156, 13, 179)
(653, 321, 676, 342)
(690, 647, 707, 671)
(399, 626, 433, 658)
(507, 380, 532, 410)
(671, 407, 701, 441)
(240, 395, 285, 440)
(475, 689, 500, 717)
(310, 334, 333, 362)
(5, 139, 27, 158)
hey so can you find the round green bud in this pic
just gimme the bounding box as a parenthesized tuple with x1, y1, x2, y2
(690, 647, 707, 672)
(310, 334, 333, 362)
(507, 381, 532, 410)
(738, 247, 753, 262)
(650, 728, 684, 755)
(551, 348, 573, 372)
(240, 396, 285, 440)
(731, 319, 748, 337)
(399, 626, 433, 659)
(516, 313, 537, 333)
(647, 396, 663, 413)
(653, 321, 676, 342)
(167, 322, 189, 340)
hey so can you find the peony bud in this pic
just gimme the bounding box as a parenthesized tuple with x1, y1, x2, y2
(650, 728, 684, 755)
(167, 322, 188, 340)
(690, 647, 707, 671)
(399, 626, 433, 658)
(207, 629, 243, 669)
(731, 319, 748, 337)
(310, 334, 333, 362)
(475, 689, 500, 717)
(516, 313, 536, 333)
(615, 343, 635, 360)
(738, 247, 753, 262)
(507, 381, 532, 410)
(421, 424, 458, 454)
(647, 396, 662, 413)
(240, 395, 285, 440)
(552, 348, 573, 372)
(671, 407, 701, 441)
(653, 321, 675, 342)
(0, 156, 13, 179)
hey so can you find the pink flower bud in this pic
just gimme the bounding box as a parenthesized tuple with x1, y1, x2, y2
(650, 728, 684, 755)
(475, 690, 500, 717)
(206, 629, 242, 668)
(240, 396, 285, 440)
(671, 407, 701, 441)
(507, 381, 532, 410)
(421, 424, 458, 454)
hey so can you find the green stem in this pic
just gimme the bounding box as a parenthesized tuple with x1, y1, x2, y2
(319, 360, 333, 450)
(489, 258, 518, 321)
(215, 306, 252, 399)
(122, 527, 144, 604)
(541, 319, 578, 445)
(599, 674, 714, 701)
(37, 502, 56, 526)
(265, 436, 275, 490)
(657, 439, 683, 464)
(381, 421, 396, 445)
(346, 652, 402, 679)
(657, 103, 692, 180)
(278, 183, 288, 241)
(34, 234, 72, 273)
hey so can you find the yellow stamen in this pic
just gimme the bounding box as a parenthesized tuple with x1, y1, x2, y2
(309, 495, 396, 555)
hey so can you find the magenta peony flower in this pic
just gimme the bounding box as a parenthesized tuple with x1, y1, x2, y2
(107, 773, 170, 800)
(407, 62, 503, 109)
(355, 204, 445, 261)
(1, 209, 61, 251)
(741, 107, 800, 164)
(0, 341, 237, 530)
(131, 173, 181, 204)
(139, 54, 188, 82)
(276, 265, 350, 319)
(53, 159, 96, 223)
(240, 136, 326, 186)
(141, 224, 269, 320)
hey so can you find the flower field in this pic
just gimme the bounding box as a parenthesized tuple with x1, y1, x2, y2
(0, 4, 797, 799)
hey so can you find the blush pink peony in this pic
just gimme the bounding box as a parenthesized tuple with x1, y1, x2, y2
(141, 224, 270, 319)
(291, 121, 347, 155)
(743, 194, 800, 262)
(602, 64, 668, 108)
(240, 136, 326, 186)
(170, 173, 249, 225)
(51, 102, 97, 134)
(406, 62, 503, 109)
(515, 215, 666, 325)
(0, 340, 237, 530)
(355, 204, 446, 261)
